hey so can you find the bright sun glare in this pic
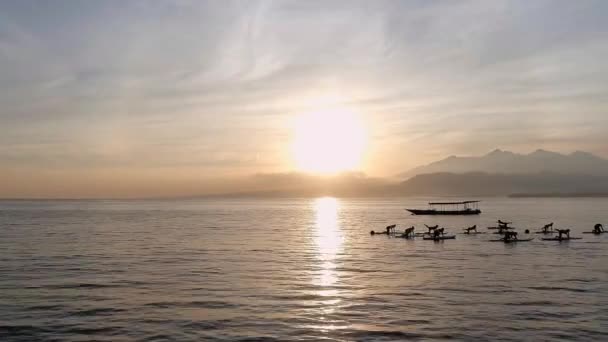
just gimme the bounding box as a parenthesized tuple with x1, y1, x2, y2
(292, 105, 367, 174)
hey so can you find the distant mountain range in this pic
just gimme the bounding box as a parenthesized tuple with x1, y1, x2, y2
(206, 149, 608, 198)
(397, 172, 608, 196)
(401, 149, 608, 178)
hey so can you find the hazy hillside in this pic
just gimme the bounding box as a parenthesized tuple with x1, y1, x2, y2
(401, 149, 608, 178)
(203, 149, 608, 198)
(398, 172, 608, 196)
(201, 171, 608, 198)
(202, 172, 395, 198)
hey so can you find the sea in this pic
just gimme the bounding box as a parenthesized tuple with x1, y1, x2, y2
(1, 197, 607, 341)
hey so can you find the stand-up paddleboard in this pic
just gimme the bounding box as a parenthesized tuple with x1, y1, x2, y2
(583, 231, 607, 234)
(534, 231, 555, 234)
(489, 238, 534, 243)
(422, 235, 455, 241)
(460, 231, 486, 235)
(396, 233, 416, 239)
(541, 237, 582, 241)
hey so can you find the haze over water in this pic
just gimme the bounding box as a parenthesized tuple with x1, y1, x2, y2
(1, 197, 607, 341)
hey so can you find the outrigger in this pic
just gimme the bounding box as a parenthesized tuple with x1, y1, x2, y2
(534, 222, 554, 234)
(406, 201, 481, 216)
(542, 228, 581, 241)
(583, 224, 607, 235)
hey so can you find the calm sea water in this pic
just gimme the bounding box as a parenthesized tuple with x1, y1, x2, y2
(1, 197, 607, 341)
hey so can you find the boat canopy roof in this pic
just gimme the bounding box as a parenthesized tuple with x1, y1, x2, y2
(428, 200, 480, 205)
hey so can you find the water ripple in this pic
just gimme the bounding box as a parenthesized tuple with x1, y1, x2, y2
(1, 197, 608, 341)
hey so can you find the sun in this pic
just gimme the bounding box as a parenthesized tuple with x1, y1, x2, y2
(291, 105, 367, 174)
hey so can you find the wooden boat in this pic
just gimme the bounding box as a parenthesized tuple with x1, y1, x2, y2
(406, 201, 481, 215)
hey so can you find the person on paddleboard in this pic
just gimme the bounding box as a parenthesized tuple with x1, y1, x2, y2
(425, 225, 438, 235)
(386, 224, 396, 235)
(556, 229, 570, 240)
(504, 231, 518, 241)
(593, 224, 604, 234)
(433, 228, 444, 239)
(465, 225, 477, 234)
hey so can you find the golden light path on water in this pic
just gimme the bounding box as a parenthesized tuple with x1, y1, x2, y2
(311, 197, 345, 332)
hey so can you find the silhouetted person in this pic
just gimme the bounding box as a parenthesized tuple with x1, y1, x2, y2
(542, 222, 554, 233)
(433, 228, 444, 239)
(594, 224, 604, 234)
(556, 228, 570, 240)
(498, 220, 512, 228)
(464, 225, 477, 234)
(403, 226, 415, 238)
(504, 231, 518, 241)
(425, 224, 438, 235)
(386, 224, 396, 235)
(497, 226, 513, 235)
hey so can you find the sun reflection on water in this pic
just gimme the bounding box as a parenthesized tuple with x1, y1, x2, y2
(314, 197, 343, 271)
(311, 197, 344, 319)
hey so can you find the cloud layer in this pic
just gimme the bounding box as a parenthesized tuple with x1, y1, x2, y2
(1, 0, 607, 197)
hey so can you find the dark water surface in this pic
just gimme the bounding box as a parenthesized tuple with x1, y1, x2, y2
(1, 197, 607, 341)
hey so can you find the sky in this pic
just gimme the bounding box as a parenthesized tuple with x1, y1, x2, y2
(1, 0, 608, 198)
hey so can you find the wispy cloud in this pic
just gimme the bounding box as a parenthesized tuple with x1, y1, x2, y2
(1, 0, 607, 196)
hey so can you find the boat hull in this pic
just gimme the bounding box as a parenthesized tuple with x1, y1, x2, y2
(406, 209, 481, 216)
